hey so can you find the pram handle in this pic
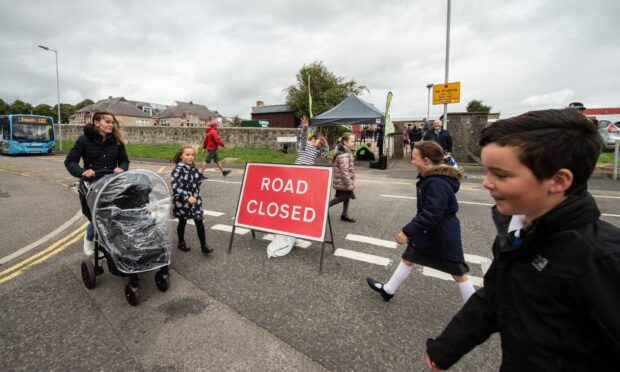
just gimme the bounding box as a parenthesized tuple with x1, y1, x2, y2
(81, 168, 117, 180)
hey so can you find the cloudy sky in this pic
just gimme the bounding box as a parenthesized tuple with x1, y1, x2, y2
(1, 0, 618, 119)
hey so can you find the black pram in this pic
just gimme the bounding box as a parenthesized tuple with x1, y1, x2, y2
(80, 169, 173, 306)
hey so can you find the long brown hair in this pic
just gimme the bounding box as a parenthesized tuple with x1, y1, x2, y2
(92, 111, 125, 144)
(170, 144, 197, 167)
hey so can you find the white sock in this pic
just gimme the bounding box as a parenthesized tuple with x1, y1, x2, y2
(383, 261, 413, 294)
(457, 280, 476, 303)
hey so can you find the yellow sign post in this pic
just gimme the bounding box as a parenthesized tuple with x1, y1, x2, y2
(433, 82, 460, 105)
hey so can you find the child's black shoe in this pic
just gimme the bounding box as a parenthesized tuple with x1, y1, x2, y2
(201, 244, 214, 256)
(177, 241, 191, 252)
(222, 170, 231, 176)
(366, 277, 394, 301)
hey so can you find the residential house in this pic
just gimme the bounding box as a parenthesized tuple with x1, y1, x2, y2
(69, 96, 154, 126)
(156, 101, 218, 127)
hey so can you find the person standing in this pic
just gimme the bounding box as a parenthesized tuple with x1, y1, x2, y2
(408, 122, 423, 152)
(201, 121, 231, 178)
(329, 132, 357, 223)
(267, 115, 328, 258)
(171, 145, 213, 256)
(366, 141, 475, 303)
(422, 119, 453, 155)
(64, 111, 130, 256)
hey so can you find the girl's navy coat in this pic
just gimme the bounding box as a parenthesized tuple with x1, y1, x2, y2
(171, 163, 204, 220)
(402, 164, 464, 262)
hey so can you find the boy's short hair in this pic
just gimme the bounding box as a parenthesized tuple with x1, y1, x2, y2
(479, 109, 602, 195)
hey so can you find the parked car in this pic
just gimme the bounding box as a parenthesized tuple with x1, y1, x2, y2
(598, 120, 620, 150)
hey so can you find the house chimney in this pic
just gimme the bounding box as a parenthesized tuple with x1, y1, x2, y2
(252, 100, 265, 113)
(189, 101, 193, 105)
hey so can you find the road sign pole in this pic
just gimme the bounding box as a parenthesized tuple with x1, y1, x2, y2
(442, 0, 451, 130)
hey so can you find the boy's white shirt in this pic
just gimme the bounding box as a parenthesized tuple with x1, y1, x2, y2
(508, 214, 527, 238)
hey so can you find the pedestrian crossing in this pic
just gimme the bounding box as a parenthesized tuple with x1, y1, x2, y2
(182, 210, 491, 287)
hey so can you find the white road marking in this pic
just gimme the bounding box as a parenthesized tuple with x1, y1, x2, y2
(261, 234, 312, 249)
(210, 224, 250, 235)
(345, 234, 397, 249)
(381, 194, 416, 200)
(464, 254, 492, 274)
(602, 213, 620, 218)
(0, 210, 84, 265)
(334, 248, 392, 266)
(422, 267, 484, 287)
(204, 210, 225, 217)
(206, 179, 241, 184)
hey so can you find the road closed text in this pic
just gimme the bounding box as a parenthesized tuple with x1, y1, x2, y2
(245, 177, 315, 222)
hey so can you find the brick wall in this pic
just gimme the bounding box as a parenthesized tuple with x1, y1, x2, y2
(56, 125, 300, 150)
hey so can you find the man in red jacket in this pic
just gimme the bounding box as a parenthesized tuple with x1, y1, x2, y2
(200, 122, 231, 178)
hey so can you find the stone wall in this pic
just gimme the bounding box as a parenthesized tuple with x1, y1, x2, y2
(56, 125, 300, 150)
(446, 112, 489, 164)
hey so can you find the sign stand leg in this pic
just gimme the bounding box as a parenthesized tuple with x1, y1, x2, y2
(319, 215, 336, 274)
(227, 226, 236, 254)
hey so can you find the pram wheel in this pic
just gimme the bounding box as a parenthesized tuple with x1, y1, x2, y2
(81, 260, 96, 289)
(125, 284, 140, 306)
(155, 270, 170, 292)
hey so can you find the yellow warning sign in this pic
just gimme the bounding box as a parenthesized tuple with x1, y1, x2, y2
(433, 82, 460, 105)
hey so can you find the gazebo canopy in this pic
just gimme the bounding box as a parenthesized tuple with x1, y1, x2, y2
(310, 95, 384, 127)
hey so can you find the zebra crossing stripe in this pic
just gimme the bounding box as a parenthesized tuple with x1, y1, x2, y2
(345, 234, 397, 249)
(464, 254, 492, 274)
(210, 224, 250, 235)
(204, 210, 225, 217)
(334, 248, 392, 266)
(422, 267, 484, 287)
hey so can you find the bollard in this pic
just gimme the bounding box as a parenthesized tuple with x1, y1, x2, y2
(614, 139, 619, 180)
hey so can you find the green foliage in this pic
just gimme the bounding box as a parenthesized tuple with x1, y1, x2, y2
(231, 115, 243, 127)
(9, 100, 34, 114)
(285, 61, 368, 117)
(2, 98, 94, 123)
(33, 104, 55, 117)
(0, 99, 9, 114)
(466, 99, 492, 113)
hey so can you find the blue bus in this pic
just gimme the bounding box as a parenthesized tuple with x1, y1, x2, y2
(0, 114, 56, 155)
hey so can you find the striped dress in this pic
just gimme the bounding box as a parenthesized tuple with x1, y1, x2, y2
(294, 127, 328, 165)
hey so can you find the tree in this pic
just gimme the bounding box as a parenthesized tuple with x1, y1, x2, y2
(285, 61, 368, 118)
(75, 99, 94, 111)
(231, 114, 243, 127)
(466, 99, 492, 113)
(0, 99, 9, 115)
(33, 104, 55, 117)
(9, 100, 34, 114)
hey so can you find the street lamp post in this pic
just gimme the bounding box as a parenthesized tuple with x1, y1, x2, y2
(426, 83, 433, 119)
(442, 0, 451, 130)
(38, 45, 62, 151)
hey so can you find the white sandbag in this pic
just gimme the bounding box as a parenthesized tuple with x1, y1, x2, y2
(267, 234, 297, 258)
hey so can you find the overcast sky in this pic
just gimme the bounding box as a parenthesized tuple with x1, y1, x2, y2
(1, 0, 618, 119)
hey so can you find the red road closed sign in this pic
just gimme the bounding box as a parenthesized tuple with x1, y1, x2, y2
(234, 163, 333, 241)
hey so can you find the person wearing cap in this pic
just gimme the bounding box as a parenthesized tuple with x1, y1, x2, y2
(201, 121, 231, 178)
(568, 102, 587, 116)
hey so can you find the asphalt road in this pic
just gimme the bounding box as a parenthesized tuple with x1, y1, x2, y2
(1, 154, 619, 371)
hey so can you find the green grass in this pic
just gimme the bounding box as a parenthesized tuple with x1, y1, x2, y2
(60, 140, 297, 164)
(59, 140, 617, 165)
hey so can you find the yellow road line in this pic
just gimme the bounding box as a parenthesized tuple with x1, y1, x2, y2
(0, 222, 88, 278)
(592, 194, 620, 200)
(157, 166, 166, 173)
(0, 232, 85, 284)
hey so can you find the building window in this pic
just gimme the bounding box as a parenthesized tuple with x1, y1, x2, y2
(158, 119, 170, 127)
(135, 119, 149, 126)
(142, 107, 152, 116)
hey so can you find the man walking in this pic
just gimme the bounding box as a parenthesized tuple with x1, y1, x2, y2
(422, 119, 453, 155)
(201, 121, 231, 178)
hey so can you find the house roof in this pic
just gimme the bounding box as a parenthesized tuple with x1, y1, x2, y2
(156, 101, 216, 120)
(76, 97, 151, 118)
(584, 108, 620, 116)
(253, 104, 293, 114)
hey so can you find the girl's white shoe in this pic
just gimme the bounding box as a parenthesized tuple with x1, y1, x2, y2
(83, 235, 94, 257)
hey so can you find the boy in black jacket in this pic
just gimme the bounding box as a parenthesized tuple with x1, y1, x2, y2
(425, 109, 620, 371)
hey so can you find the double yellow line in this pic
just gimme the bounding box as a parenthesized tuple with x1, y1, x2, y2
(0, 222, 89, 284)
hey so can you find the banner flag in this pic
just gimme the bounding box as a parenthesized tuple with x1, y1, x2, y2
(308, 74, 313, 118)
(384, 91, 394, 135)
